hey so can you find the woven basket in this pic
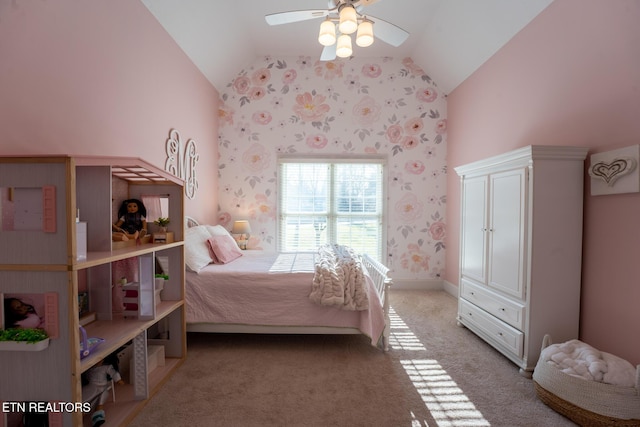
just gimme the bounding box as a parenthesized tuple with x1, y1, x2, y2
(533, 335, 640, 426)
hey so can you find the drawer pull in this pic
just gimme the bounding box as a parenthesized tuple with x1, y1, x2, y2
(499, 308, 505, 312)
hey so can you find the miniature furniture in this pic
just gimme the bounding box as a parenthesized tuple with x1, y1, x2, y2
(0, 156, 186, 426)
(455, 146, 588, 377)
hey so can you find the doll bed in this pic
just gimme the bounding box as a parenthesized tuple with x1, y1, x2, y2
(533, 335, 640, 426)
(182, 219, 392, 350)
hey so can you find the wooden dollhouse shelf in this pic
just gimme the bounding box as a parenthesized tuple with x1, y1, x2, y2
(80, 300, 183, 374)
(0, 155, 186, 426)
(73, 240, 184, 270)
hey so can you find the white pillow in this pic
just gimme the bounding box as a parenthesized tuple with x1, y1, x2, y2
(205, 224, 232, 238)
(184, 225, 214, 272)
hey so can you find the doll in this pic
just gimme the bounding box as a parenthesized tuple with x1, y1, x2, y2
(82, 352, 124, 427)
(112, 199, 147, 241)
(3, 297, 43, 329)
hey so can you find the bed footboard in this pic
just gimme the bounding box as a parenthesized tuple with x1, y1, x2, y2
(362, 254, 393, 351)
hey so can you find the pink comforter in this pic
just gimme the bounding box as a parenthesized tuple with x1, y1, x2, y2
(185, 251, 385, 346)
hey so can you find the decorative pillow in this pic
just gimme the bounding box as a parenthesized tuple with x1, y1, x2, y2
(184, 225, 214, 272)
(205, 224, 232, 238)
(207, 235, 243, 264)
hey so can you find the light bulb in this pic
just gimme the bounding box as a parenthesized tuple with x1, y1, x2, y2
(338, 5, 357, 35)
(356, 19, 374, 47)
(336, 34, 353, 58)
(318, 19, 336, 46)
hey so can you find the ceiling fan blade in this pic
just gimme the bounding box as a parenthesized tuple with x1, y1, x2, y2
(265, 9, 329, 26)
(355, 0, 382, 6)
(320, 44, 337, 61)
(368, 15, 409, 47)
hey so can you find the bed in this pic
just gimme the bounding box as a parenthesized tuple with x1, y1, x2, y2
(182, 217, 393, 350)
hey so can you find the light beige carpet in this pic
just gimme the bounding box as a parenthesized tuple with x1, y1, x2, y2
(129, 290, 576, 427)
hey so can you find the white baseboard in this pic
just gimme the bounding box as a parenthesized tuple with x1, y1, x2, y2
(442, 280, 458, 298)
(388, 278, 459, 298)
(390, 278, 443, 290)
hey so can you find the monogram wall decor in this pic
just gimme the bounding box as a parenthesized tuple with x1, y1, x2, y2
(165, 129, 199, 199)
(588, 144, 639, 195)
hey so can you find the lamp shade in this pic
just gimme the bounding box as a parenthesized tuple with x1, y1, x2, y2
(231, 220, 252, 235)
(318, 18, 336, 46)
(336, 34, 353, 58)
(338, 5, 357, 34)
(356, 19, 374, 47)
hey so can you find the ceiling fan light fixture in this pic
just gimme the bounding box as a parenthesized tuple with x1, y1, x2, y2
(318, 18, 336, 46)
(356, 19, 374, 47)
(338, 5, 358, 34)
(336, 34, 353, 58)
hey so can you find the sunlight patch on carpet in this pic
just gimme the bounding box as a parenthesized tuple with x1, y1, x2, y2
(402, 360, 490, 427)
(390, 306, 490, 426)
(389, 307, 427, 351)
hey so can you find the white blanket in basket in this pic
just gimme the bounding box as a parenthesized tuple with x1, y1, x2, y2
(541, 339, 637, 387)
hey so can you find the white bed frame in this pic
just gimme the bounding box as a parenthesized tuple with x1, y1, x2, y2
(184, 217, 393, 350)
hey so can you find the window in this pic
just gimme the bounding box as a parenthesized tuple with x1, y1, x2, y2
(278, 158, 385, 261)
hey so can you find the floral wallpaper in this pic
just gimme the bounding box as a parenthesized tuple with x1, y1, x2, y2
(217, 55, 447, 282)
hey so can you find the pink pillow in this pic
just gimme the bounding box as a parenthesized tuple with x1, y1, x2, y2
(207, 235, 243, 264)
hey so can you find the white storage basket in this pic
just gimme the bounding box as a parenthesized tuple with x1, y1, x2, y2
(533, 335, 640, 426)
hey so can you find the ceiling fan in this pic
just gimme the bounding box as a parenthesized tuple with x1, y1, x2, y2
(265, 0, 409, 61)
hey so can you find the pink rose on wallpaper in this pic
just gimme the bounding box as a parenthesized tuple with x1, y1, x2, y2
(314, 60, 344, 80)
(395, 193, 423, 223)
(428, 221, 446, 241)
(404, 117, 424, 135)
(218, 103, 234, 127)
(218, 212, 232, 227)
(233, 76, 250, 94)
(252, 111, 272, 125)
(400, 244, 430, 273)
(249, 86, 266, 101)
(353, 96, 381, 126)
(282, 69, 297, 84)
(402, 57, 425, 77)
(401, 135, 419, 149)
(417, 87, 438, 103)
(249, 194, 275, 222)
(364, 146, 378, 154)
(293, 92, 330, 122)
(252, 68, 271, 86)
(242, 143, 271, 172)
(435, 119, 448, 134)
(306, 134, 328, 149)
(362, 63, 382, 78)
(405, 160, 425, 175)
(386, 124, 403, 144)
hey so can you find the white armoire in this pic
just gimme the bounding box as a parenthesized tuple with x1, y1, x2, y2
(455, 145, 588, 377)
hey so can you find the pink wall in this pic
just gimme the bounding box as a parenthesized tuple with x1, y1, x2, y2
(446, 0, 640, 364)
(0, 0, 219, 222)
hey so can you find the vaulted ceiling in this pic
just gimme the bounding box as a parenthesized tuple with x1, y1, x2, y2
(141, 0, 554, 95)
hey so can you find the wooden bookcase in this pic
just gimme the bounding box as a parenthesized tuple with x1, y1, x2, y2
(0, 156, 186, 426)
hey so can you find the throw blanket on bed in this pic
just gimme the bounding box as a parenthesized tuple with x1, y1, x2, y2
(541, 339, 637, 387)
(309, 244, 369, 311)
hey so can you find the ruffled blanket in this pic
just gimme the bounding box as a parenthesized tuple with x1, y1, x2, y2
(541, 339, 637, 387)
(309, 244, 369, 311)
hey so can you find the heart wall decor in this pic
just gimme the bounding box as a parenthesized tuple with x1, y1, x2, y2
(588, 145, 640, 195)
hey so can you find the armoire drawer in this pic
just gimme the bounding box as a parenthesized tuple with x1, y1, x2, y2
(460, 279, 525, 330)
(459, 298, 524, 358)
